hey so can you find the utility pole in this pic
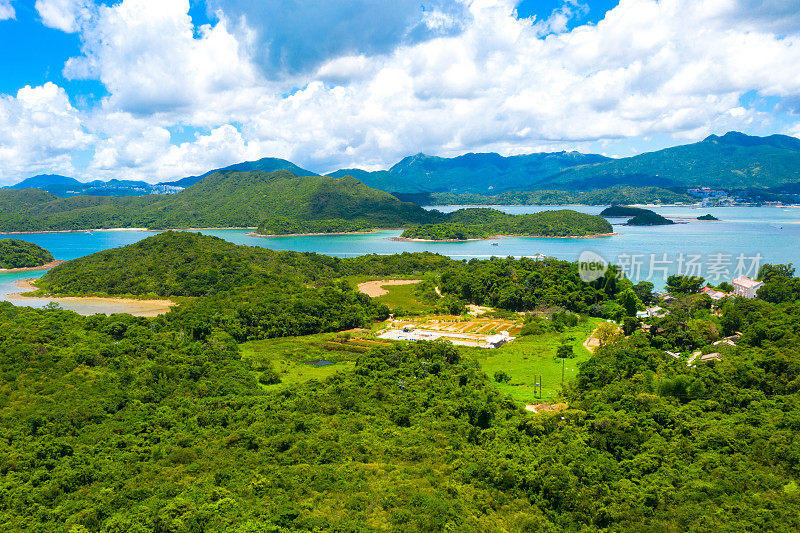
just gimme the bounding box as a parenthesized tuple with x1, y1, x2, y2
(561, 357, 565, 386)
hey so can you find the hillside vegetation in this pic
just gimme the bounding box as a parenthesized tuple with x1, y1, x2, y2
(542, 131, 800, 190)
(401, 209, 613, 240)
(600, 206, 675, 226)
(405, 186, 694, 206)
(0, 171, 434, 232)
(0, 239, 54, 269)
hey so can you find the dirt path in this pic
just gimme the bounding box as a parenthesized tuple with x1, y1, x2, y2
(357, 279, 422, 297)
(525, 403, 568, 413)
(9, 279, 176, 317)
(583, 326, 602, 353)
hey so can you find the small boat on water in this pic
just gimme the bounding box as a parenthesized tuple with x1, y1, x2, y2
(491, 242, 499, 246)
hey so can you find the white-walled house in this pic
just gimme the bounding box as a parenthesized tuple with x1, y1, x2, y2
(732, 276, 764, 298)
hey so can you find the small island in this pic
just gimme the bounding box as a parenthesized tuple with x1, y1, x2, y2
(0, 239, 58, 270)
(626, 211, 675, 226)
(697, 213, 719, 221)
(599, 205, 653, 217)
(399, 209, 614, 241)
(600, 205, 674, 226)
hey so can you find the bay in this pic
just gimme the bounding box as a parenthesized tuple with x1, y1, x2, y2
(1, 205, 799, 313)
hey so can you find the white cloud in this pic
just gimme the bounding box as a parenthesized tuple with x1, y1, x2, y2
(63, 0, 260, 118)
(86, 118, 263, 180)
(35, 0, 92, 32)
(0, 83, 92, 184)
(0, 0, 14, 20)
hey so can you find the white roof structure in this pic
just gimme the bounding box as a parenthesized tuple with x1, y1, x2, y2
(733, 276, 763, 289)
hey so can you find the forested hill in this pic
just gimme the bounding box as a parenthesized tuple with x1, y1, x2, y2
(159, 156, 319, 188)
(540, 131, 800, 190)
(400, 208, 613, 240)
(0, 171, 434, 232)
(35, 232, 453, 298)
(0, 239, 54, 269)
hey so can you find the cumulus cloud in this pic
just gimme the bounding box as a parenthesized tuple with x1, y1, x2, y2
(63, 0, 261, 117)
(35, 0, 93, 32)
(86, 117, 263, 180)
(0, 83, 92, 183)
(205, 0, 470, 76)
(0, 0, 14, 20)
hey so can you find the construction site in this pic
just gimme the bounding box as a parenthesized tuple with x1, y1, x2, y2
(377, 316, 522, 349)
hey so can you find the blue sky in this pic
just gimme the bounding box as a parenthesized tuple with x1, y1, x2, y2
(0, 0, 799, 184)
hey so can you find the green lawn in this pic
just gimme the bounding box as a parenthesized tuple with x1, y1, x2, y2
(374, 282, 436, 313)
(461, 318, 601, 404)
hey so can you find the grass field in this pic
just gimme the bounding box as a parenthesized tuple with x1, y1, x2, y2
(240, 317, 601, 404)
(461, 318, 601, 404)
(373, 282, 435, 313)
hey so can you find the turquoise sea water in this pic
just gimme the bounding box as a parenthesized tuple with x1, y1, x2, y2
(2, 205, 799, 312)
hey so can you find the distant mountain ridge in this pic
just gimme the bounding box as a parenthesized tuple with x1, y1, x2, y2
(540, 131, 800, 190)
(5, 174, 178, 198)
(330, 151, 611, 194)
(7, 131, 800, 197)
(158, 157, 318, 188)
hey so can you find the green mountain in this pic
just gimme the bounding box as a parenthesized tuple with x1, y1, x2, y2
(330, 151, 610, 194)
(160, 157, 318, 188)
(400, 208, 613, 240)
(0, 170, 435, 232)
(7, 174, 81, 190)
(541, 131, 800, 190)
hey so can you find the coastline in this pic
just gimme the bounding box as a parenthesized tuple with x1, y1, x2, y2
(0, 260, 65, 273)
(0, 227, 262, 236)
(247, 229, 401, 238)
(391, 232, 619, 243)
(8, 279, 176, 316)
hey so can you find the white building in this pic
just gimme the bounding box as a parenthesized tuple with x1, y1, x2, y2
(732, 276, 764, 298)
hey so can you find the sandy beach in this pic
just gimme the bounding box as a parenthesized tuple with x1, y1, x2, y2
(0, 228, 150, 235)
(247, 229, 401, 238)
(0, 260, 65, 273)
(9, 279, 176, 317)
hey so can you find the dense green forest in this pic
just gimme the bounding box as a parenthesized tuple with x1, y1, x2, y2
(0, 239, 54, 269)
(0, 171, 434, 232)
(406, 186, 694, 206)
(401, 209, 613, 240)
(3, 236, 800, 529)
